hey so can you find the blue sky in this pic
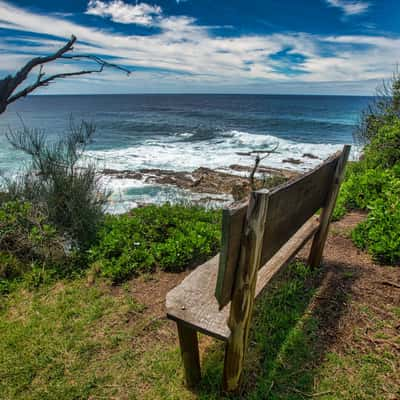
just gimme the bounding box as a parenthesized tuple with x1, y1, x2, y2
(0, 0, 399, 95)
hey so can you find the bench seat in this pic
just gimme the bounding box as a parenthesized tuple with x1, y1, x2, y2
(166, 214, 320, 342)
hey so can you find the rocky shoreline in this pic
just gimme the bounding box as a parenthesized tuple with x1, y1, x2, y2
(102, 165, 300, 201)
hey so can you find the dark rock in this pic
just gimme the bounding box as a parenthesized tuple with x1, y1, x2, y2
(102, 164, 296, 201)
(302, 153, 319, 159)
(283, 158, 303, 165)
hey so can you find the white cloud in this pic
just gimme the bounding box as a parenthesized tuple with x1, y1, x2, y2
(85, 0, 162, 26)
(0, 0, 397, 95)
(325, 0, 370, 16)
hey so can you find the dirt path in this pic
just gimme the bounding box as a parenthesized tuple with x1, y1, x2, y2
(128, 210, 399, 336)
(120, 211, 400, 397)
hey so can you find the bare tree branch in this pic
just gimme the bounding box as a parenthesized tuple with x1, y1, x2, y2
(248, 145, 279, 190)
(0, 35, 130, 114)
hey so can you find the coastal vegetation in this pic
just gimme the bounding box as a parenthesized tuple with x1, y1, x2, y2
(0, 54, 399, 397)
(89, 204, 221, 282)
(0, 122, 222, 292)
(333, 72, 400, 265)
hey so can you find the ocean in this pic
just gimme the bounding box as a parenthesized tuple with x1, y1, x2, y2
(0, 94, 371, 212)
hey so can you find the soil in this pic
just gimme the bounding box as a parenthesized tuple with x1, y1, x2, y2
(117, 211, 400, 376)
(300, 212, 400, 365)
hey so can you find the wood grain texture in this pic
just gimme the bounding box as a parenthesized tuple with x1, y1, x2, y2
(166, 214, 319, 342)
(215, 203, 247, 308)
(255, 215, 319, 297)
(166, 255, 231, 341)
(309, 145, 351, 268)
(166, 149, 348, 392)
(223, 190, 269, 392)
(260, 152, 340, 266)
(177, 321, 201, 387)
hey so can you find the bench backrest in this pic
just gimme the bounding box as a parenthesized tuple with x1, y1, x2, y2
(215, 149, 345, 308)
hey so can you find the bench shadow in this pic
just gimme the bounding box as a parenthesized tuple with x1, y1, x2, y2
(194, 258, 360, 399)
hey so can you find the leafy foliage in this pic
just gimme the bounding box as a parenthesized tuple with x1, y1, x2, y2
(362, 117, 400, 169)
(5, 120, 109, 250)
(334, 91, 400, 264)
(89, 204, 222, 282)
(336, 165, 398, 212)
(356, 70, 400, 144)
(0, 200, 67, 292)
(334, 162, 399, 264)
(352, 179, 400, 265)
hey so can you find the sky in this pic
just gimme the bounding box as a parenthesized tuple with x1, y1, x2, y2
(0, 0, 399, 95)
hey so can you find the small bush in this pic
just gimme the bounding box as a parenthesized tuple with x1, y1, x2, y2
(5, 120, 108, 250)
(341, 167, 396, 210)
(88, 204, 222, 282)
(0, 201, 65, 267)
(0, 200, 66, 287)
(356, 70, 400, 144)
(352, 188, 400, 265)
(332, 76, 400, 265)
(334, 164, 400, 263)
(363, 117, 400, 169)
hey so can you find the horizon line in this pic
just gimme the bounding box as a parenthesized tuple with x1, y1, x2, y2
(28, 92, 374, 97)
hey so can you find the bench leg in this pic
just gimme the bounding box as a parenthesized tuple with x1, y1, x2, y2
(308, 215, 329, 268)
(309, 145, 351, 268)
(223, 332, 245, 393)
(176, 321, 201, 388)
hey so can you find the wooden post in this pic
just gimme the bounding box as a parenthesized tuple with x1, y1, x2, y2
(309, 145, 351, 268)
(223, 190, 269, 392)
(177, 321, 201, 388)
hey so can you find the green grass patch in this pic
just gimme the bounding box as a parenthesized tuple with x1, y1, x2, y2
(0, 279, 147, 399)
(1, 261, 398, 399)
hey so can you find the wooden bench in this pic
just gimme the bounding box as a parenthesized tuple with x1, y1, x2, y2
(166, 145, 350, 392)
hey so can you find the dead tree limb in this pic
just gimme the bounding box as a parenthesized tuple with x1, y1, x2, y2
(0, 35, 130, 114)
(249, 145, 279, 190)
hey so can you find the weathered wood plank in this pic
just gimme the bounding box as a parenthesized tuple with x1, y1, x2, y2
(167, 149, 349, 392)
(166, 214, 320, 338)
(166, 214, 320, 344)
(223, 190, 269, 392)
(260, 152, 340, 266)
(255, 215, 319, 297)
(309, 145, 351, 268)
(166, 255, 231, 341)
(177, 321, 201, 388)
(215, 203, 247, 308)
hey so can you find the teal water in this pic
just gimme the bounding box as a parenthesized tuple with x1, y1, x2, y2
(0, 94, 370, 211)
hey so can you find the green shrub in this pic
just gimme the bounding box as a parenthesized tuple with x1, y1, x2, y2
(363, 117, 400, 169)
(352, 188, 400, 265)
(0, 200, 65, 268)
(334, 165, 400, 263)
(356, 70, 400, 144)
(5, 120, 108, 250)
(342, 167, 396, 210)
(0, 200, 67, 289)
(332, 101, 400, 265)
(88, 204, 222, 282)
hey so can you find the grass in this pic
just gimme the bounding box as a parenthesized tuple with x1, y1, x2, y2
(0, 279, 148, 399)
(316, 301, 400, 400)
(0, 261, 398, 399)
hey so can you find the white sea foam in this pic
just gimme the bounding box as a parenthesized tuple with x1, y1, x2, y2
(103, 176, 232, 214)
(86, 130, 361, 212)
(87, 129, 360, 173)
